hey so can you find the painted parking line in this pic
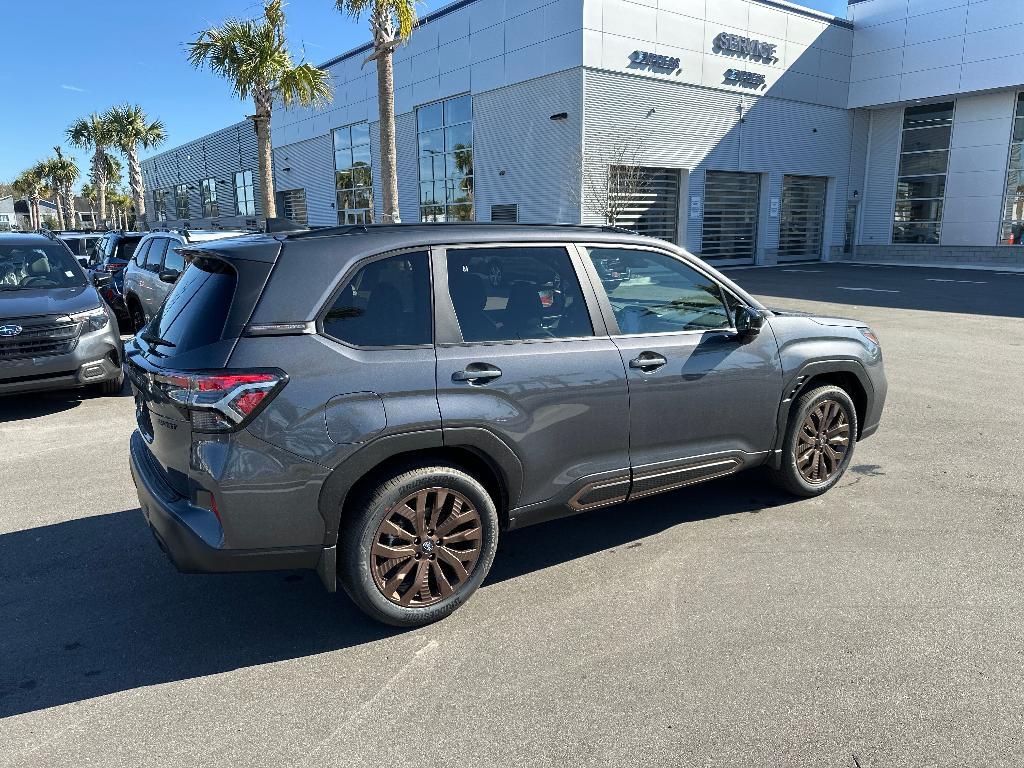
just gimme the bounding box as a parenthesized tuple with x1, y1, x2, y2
(925, 278, 987, 284)
(782, 269, 823, 273)
(836, 286, 900, 293)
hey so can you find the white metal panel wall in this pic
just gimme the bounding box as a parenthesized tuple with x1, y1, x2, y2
(582, 68, 852, 257)
(849, 0, 1024, 108)
(943, 90, 1016, 246)
(272, 134, 336, 227)
(141, 121, 262, 223)
(473, 69, 584, 224)
(859, 106, 901, 246)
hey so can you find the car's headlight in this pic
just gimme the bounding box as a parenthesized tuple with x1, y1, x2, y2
(858, 327, 880, 346)
(70, 306, 110, 332)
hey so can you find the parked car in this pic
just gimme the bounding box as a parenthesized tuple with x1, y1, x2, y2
(122, 229, 251, 331)
(56, 231, 103, 268)
(127, 223, 886, 628)
(0, 232, 123, 395)
(91, 231, 144, 327)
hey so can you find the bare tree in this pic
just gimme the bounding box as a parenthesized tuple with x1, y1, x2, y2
(578, 134, 651, 228)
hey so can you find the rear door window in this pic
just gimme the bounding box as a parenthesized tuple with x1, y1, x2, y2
(323, 251, 431, 347)
(445, 247, 593, 342)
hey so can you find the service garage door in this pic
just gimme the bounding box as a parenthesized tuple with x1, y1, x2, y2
(701, 171, 760, 265)
(778, 175, 828, 262)
(612, 166, 681, 243)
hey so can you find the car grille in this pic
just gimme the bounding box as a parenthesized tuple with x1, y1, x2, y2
(0, 318, 82, 361)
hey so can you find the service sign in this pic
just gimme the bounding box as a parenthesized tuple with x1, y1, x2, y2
(714, 33, 778, 62)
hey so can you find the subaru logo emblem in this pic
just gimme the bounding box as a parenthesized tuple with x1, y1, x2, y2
(0, 324, 23, 338)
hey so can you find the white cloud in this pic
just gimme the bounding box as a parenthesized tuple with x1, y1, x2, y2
(60, 84, 86, 92)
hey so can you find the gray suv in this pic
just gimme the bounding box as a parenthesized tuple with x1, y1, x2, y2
(0, 232, 123, 396)
(127, 224, 886, 627)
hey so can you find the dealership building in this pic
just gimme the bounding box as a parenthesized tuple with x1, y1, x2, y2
(141, 0, 1024, 268)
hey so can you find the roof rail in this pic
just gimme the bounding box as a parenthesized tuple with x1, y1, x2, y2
(284, 221, 640, 240)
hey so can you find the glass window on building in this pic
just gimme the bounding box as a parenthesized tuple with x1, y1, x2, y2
(201, 178, 218, 218)
(1001, 94, 1024, 245)
(417, 94, 473, 222)
(235, 171, 256, 217)
(334, 123, 373, 225)
(893, 102, 954, 244)
(153, 189, 168, 222)
(175, 184, 189, 219)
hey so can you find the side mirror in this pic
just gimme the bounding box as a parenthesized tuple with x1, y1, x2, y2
(734, 305, 765, 338)
(158, 269, 179, 284)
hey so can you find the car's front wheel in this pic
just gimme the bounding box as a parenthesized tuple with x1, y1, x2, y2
(768, 385, 858, 497)
(339, 464, 499, 627)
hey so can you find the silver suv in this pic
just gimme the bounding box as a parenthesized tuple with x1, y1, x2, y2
(127, 223, 887, 627)
(122, 229, 250, 330)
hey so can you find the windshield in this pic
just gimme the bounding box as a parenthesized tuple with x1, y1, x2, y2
(0, 242, 87, 290)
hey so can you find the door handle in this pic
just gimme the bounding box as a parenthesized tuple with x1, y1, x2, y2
(452, 364, 503, 383)
(629, 352, 667, 371)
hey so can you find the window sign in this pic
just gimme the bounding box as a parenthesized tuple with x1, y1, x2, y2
(689, 196, 703, 220)
(769, 197, 780, 218)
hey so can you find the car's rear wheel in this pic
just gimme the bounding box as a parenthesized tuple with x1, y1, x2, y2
(339, 464, 499, 627)
(767, 385, 857, 497)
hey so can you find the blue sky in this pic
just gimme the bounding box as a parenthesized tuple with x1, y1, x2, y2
(0, 0, 848, 188)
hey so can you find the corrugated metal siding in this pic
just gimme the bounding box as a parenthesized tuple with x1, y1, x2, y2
(395, 112, 420, 223)
(273, 134, 336, 226)
(140, 121, 262, 227)
(583, 69, 853, 259)
(473, 69, 584, 224)
(859, 107, 901, 246)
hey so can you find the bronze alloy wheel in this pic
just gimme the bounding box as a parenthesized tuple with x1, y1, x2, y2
(796, 399, 852, 484)
(371, 487, 483, 607)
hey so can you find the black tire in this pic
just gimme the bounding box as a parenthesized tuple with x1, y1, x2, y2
(127, 297, 146, 334)
(767, 385, 858, 497)
(338, 463, 499, 627)
(96, 369, 125, 396)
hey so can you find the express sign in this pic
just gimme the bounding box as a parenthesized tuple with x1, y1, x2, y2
(630, 50, 681, 71)
(714, 32, 777, 61)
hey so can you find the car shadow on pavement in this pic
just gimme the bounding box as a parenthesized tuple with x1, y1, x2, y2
(0, 476, 790, 718)
(0, 381, 132, 423)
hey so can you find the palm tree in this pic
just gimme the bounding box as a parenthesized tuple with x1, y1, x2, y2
(187, 0, 332, 220)
(335, 0, 417, 223)
(12, 165, 46, 230)
(42, 148, 80, 230)
(67, 112, 115, 228)
(107, 103, 166, 231)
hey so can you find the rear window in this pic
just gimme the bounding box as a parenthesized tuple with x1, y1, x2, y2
(145, 256, 236, 355)
(117, 238, 141, 261)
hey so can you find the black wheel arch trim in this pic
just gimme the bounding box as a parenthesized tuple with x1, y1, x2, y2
(316, 426, 524, 548)
(770, 358, 873, 469)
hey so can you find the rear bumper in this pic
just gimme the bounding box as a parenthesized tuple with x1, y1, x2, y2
(0, 327, 122, 395)
(129, 430, 320, 574)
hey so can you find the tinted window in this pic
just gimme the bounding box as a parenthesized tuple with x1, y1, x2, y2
(586, 248, 732, 334)
(133, 239, 153, 266)
(324, 251, 431, 347)
(447, 247, 593, 343)
(115, 237, 142, 261)
(145, 239, 168, 270)
(163, 246, 185, 273)
(146, 257, 236, 355)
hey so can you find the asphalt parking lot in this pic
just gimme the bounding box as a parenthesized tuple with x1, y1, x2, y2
(2, 263, 1022, 767)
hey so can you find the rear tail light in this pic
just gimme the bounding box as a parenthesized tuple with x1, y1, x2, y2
(153, 369, 287, 432)
(104, 262, 126, 272)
